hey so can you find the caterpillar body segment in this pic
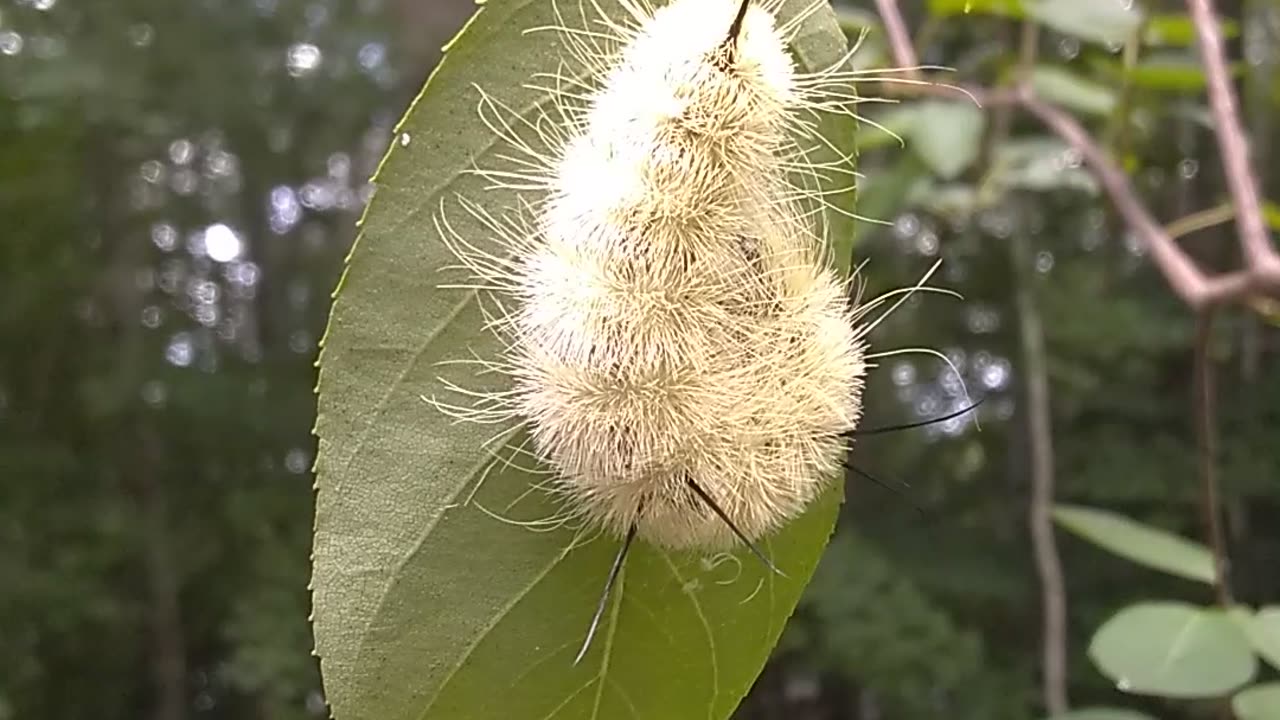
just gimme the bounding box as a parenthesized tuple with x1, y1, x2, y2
(437, 0, 870, 552)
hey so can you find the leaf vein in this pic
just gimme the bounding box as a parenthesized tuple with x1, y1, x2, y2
(589, 561, 626, 719)
(660, 552, 721, 719)
(417, 538, 581, 720)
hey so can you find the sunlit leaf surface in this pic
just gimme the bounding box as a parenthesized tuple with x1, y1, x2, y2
(311, 1, 858, 718)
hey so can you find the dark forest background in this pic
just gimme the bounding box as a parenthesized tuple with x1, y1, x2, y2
(2, 0, 1278, 718)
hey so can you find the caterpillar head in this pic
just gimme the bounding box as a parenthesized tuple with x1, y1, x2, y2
(589, 0, 796, 154)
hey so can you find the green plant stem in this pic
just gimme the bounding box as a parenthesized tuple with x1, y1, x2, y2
(1166, 203, 1236, 241)
(1014, 231, 1069, 717)
(1193, 311, 1232, 606)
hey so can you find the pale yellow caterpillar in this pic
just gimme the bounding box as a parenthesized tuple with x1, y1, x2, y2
(432, 0, 955, 660)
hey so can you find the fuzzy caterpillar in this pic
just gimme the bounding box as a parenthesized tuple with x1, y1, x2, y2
(433, 0, 932, 647)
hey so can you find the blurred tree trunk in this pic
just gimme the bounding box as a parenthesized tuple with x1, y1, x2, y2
(93, 128, 188, 720)
(138, 427, 187, 720)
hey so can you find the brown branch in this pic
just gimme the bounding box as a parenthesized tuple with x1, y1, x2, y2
(866, 0, 1253, 707)
(993, 18, 1069, 717)
(872, 0, 920, 71)
(1014, 228, 1070, 715)
(867, 0, 1272, 309)
(1017, 95, 1232, 309)
(1186, 0, 1280, 281)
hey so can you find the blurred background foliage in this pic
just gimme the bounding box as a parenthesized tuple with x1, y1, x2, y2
(0, 0, 1277, 718)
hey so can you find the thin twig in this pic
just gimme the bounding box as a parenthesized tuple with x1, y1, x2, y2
(1017, 95, 1243, 308)
(1186, 0, 1280, 281)
(872, 0, 920, 72)
(1166, 203, 1237, 241)
(868, 0, 1279, 309)
(1193, 312, 1232, 605)
(1014, 226, 1070, 715)
(989, 17, 1069, 716)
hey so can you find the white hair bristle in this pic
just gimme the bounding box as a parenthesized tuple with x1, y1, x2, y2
(434, 0, 898, 554)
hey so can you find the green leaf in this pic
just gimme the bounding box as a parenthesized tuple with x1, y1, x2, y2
(1030, 66, 1118, 116)
(1168, 102, 1214, 130)
(988, 137, 1099, 195)
(1025, 0, 1142, 46)
(1127, 56, 1207, 91)
(907, 100, 986, 180)
(1090, 52, 1237, 92)
(1262, 201, 1280, 231)
(1053, 504, 1215, 583)
(857, 105, 920, 151)
(310, 2, 857, 720)
(1234, 683, 1280, 720)
(1143, 13, 1239, 46)
(835, 7, 880, 33)
(792, 2, 863, 266)
(851, 153, 927, 239)
(1245, 606, 1280, 671)
(1088, 602, 1257, 698)
(1045, 708, 1158, 720)
(832, 10, 889, 70)
(908, 180, 981, 221)
(928, 0, 1025, 17)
